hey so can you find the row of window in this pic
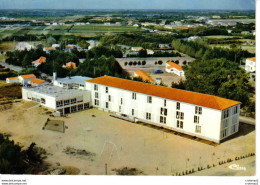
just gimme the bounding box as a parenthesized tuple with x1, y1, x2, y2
(29, 97, 46, 104)
(56, 97, 82, 108)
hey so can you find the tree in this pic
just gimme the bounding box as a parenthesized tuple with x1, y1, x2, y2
(124, 62, 128, 66)
(183, 60, 187, 65)
(142, 61, 146, 66)
(133, 61, 137, 66)
(78, 40, 90, 49)
(155, 61, 158, 65)
(138, 49, 147, 57)
(138, 61, 141, 65)
(158, 60, 163, 65)
(183, 58, 252, 106)
(174, 60, 179, 64)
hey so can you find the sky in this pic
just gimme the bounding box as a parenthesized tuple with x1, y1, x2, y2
(0, 0, 256, 10)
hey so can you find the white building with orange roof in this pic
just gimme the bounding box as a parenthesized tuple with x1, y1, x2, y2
(245, 57, 256, 73)
(131, 47, 143, 52)
(6, 77, 19, 83)
(18, 74, 36, 85)
(28, 78, 48, 87)
(85, 76, 241, 143)
(32, 56, 46, 67)
(165, 61, 185, 76)
(134, 70, 155, 83)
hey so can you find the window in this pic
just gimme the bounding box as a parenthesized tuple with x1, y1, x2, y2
(180, 112, 184, 120)
(194, 115, 199, 123)
(176, 111, 180, 119)
(78, 104, 83, 111)
(84, 103, 89, 109)
(79, 84, 84, 87)
(71, 98, 76, 104)
(95, 92, 99, 99)
(41, 98, 46, 104)
(177, 120, 183, 129)
(132, 109, 134, 116)
(119, 106, 121, 112)
(160, 108, 167, 116)
(106, 102, 109, 109)
(234, 106, 238, 114)
(108, 95, 111, 102)
(195, 106, 202, 114)
(195, 125, 201, 133)
(231, 124, 238, 133)
(94, 99, 99, 106)
(221, 129, 228, 138)
(71, 105, 77, 112)
(160, 116, 166, 124)
(223, 109, 230, 119)
(64, 99, 70, 106)
(176, 102, 180, 110)
(121, 98, 123, 105)
(164, 99, 167, 107)
(94, 84, 98, 91)
(56, 100, 63, 107)
(146, 112, 151, 120)
(223, 119, 228, 128)
(132, 93, 136, 100)
(147, 96, 152, 103)
(105, 87, 109, 93)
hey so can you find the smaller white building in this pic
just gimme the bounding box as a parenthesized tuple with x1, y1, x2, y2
(19, 74, 36, 85)
(165, 62, 185, 77)
(131, 47, 143, 52)
(28, 78, 48, 87)
(22, 84, 91, 115)
(53, 75, 92, 90)
(6, 77, 19, 84)
(245, 57, 256, 73)
(146, 49, 154, 55)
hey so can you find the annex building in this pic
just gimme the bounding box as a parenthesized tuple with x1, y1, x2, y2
(22, 74, 241, 143)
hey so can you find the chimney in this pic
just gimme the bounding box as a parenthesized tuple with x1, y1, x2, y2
(53, 72, 57, 81)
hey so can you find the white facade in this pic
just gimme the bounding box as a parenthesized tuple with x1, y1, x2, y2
(245, 58, 256, 73)
(85, 81, 240, 143)
(6, 78, 19, 83)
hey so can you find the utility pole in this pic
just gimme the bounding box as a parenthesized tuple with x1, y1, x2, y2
(105, 163, 107, 175)
(94, 67, 96, 77)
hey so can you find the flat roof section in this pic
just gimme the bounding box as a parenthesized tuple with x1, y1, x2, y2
(23, 84, 87, 99)
(56, 76, 92, 85)
(87, 76, 241, 110)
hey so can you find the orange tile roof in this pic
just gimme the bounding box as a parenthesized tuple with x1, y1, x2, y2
(87, 76, 240, 110)
(7, 77, 18, 80)
(32, 56, 46, 64)
(45, 47, 55, 50)
(135, 70, 155, 82)
(166, 61, 183, 71)
(66, 62, 77, 69)
(20, 74, 36, 79)
(30, 78, 46, 85)
(248, 57, 256, 62)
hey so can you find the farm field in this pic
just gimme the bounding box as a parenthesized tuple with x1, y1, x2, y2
(210, 44, 255, 54)
(0, 24, 142, 38)
(0, 102, 255, 175)
(69, 25, 141, 37)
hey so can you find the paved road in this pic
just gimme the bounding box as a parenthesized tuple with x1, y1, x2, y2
(0, 61, 22, 71)
(239, 116, 255, 125)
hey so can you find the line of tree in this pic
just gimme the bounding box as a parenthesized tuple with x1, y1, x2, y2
(100, 33, 176, 49)
(171, 39, 253, 62)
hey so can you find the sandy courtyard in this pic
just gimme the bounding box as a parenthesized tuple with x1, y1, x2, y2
(0, 102, 255, 176)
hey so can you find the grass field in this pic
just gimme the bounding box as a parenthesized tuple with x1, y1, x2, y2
(0, 41, 14, 52)
(210, 44, 255, 54)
